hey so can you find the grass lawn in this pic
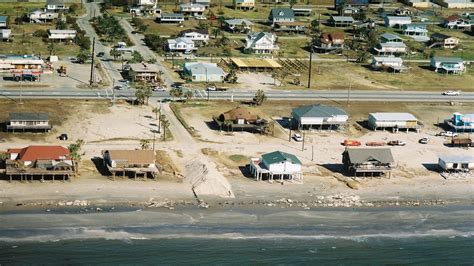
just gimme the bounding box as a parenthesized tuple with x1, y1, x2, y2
(0, 34, 80, 56)
(277, 61, 474, 91)
(0, 2, 85, 19)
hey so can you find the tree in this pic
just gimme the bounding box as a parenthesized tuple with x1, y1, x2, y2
(140, 139, 150, 150)
(184, 90, 193, 103)
(271, 71, 279, 85)
(131, 51, 143, 63)
(110, 48, 121, 60)
(68, 139, 84, 173)
(138, 24, 148, 33)
(48, 42, 56, 55)
(76, 49, 89, 64)
(310, 19, 320, 33)
(135, 83, 152, 104)
(69, 4, 79, 14)
(253, 89, 267, 106)
(289, 0, 297, 8)
(143, 34, 165, 52)
(160, 115, 170, 140)
(152, 107, 160, 120)
(224, 68, 238, 83)
(211, 27, 221, 39)
(170, 88, 183, 101)
(198, 21, 210, 31)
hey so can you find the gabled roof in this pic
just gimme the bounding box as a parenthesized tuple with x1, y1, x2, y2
(373, 56, 404, 63)
(48, 29, 77, 34)
(262, 151, 301, 165)
(380, 33, 403, 41)
(168, 37, 194, 45)
(270, 8, 295, 19)
(106, 150, 155, 165)
(184, 62, 224, 75)
(180, 28, 208, 35)
(431, 32, 453, 40)
(345, 148, 394, 164)
(439, 155, 474, 164)
(431, 57, 463, 63)
(9, 146, 71, 161)
(47, 0, 65, 5)
(220, 106, 257, 122)
(0, 16, 7, 23)
(330, 16, 355, 22)
(9, 113, 49, 121)
(369, 112, 417, 121)
(385, 15, 411, 21)
(292, 104, 347, 118)
(225, 19, 254, 26)
(161, 13, 184, 18)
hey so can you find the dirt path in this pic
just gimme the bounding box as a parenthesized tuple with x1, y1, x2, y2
(159, 103, 234, 199)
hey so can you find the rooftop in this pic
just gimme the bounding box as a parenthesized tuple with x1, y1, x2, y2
(220, 107, 257, 122)
(184, 62, 224, 75)
(270, 8, 295, 19)
(225, 19, 254, 26)
(129, 63, 160, 72)
(439, 155, 474, 163)
(106, 150, 155, 165)
(369, 112, 417, 121)
(0, 16, 7, 23)
(292, 104, 347, 118)
(262, 151, 301, 165)
(381, 33, 403, 41)
(9, 112, 49, 121)
(331, 16, 355, 22)
(345, 148, 394, 164)
(432, 57, 464, 63)
(373, 56, 404, 63)
(8, 145, 71, 161)
(231, 58, 282, 68)
(48, 29, 77, 34)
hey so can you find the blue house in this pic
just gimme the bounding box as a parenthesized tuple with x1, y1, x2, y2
(0, 16, 8, 28)
(445, 112, 474, 132)
(183, 62, 225, 82)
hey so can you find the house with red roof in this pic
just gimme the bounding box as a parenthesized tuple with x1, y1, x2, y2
(5, 145, 74, 181)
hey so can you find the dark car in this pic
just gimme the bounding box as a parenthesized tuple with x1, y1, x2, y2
(96, 52, 105, 57)
(59, 133, 68, 141)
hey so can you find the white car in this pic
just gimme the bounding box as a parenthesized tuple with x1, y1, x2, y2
(442, 90, 460, 96)
(194, 15, 206, 20)
(292, 133, 303, 142)
(207, 85, 216, 91)
(444, 131, 459, 137)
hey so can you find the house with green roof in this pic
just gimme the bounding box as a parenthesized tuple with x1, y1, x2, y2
(0, 16, 8, 28)
(291, 104, 348, 130)
(249, 151, 303, 182)
(342, 148, 395, 177)
(268, 8, 295, 26)
(430, 57, 465, 74)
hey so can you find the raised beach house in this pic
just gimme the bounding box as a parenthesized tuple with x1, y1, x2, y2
(6, 113, 51, 132)
(291, 104, 348, 130)
(342, 148, 395, 177)
(249, 151, 303, 182)
(102, 150, 158, 180)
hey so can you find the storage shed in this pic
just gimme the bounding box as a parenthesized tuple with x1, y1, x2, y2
(291, 104, 348, 130)
(368, 112, 419, 132)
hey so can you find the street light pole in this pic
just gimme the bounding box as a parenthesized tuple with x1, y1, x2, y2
(307, 45, 313, 89)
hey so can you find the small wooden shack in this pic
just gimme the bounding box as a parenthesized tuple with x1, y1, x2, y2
(102, 150, 158, 180)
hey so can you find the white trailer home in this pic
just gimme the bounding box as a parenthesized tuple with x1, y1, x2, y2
(368, 112, 420, 132)
(438, 155, 474, 172)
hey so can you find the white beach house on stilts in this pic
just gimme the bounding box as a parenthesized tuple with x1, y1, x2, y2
(249, 151, 303, 183)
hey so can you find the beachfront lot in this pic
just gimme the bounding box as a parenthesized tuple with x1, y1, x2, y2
(0, 99, 473, 206)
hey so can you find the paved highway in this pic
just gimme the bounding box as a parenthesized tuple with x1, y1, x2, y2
(2, 88, 473, 102)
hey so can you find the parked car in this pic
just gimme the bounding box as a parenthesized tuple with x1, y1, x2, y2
(113, 85, 123, 90)
(387, 140, 406, 146)
(419, 137, 430, 144)
(96, 52, 105, 57)
(442, 90, 460, 96)
(366, 141, 386, 146)
(59, 133, 68, 141)
(437, 131, 459, 137)
(343, 139, 361, 146)
(194, 15, 206, 20)
(153, 87, 166, 92)
(293, 133, 303, 142)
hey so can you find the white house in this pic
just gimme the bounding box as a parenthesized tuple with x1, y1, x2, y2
(136, 0, 157, 8)
(233, 0, 255, 10)
(48, 29, 77, 41)
(291, 104, 348, 130)
(167, 37, 196, 52)
(179, 3, 206, 16)
(245, 32, 279, 54)
(1, 29, 11, 41)
(28, 9, 59, 23)
(374, 33, 407, 55)
(371, 56, 406, 72)
(368, 112, 419, 132)
(249, 151, 303, 182)
(183, 62, 225, 82)
(179, 29, 209, 45)
(438, 155, 474, 171)
(159, 13, 184, 23)
(46, 0, 69, 12)
(384, 16, 412, 27)
(0, 16, 7, 28)
(430, 57, 465, 74)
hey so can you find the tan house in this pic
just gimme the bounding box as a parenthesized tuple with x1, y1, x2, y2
(127, 63, 160, 82)
(429, 33, 459, 49)
(102, 150, 158, 180)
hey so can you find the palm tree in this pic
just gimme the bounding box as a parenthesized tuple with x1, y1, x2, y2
(110, 48, 121, 61)
(160, 117, 170, 140)
(253, 89, 267, 106)
(152, 107, 160, 120)
(211, 27, 221, 39)
(170, 88, 183, 101)
(271, 71, 279, 85)
(68, 139, 84, 173)
(135, 87, 146, 105)
(140, 139, 150, 150)
(184, 90, 193, 103)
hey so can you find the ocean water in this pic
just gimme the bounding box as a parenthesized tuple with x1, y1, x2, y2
(0, 206, 473, 264)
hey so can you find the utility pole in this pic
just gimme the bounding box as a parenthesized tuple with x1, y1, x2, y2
(302, 130, 305, 151)
(158, 103, 162, 133)
(311, 145, 314, 161)
(347, 81, 351, 105)
(89, 37, 96, 86)
(288, 116, 292, 142)
(307, 45, 313, 89)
